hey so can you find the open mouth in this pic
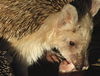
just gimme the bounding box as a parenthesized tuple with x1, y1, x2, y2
(45, 48, 76, 73)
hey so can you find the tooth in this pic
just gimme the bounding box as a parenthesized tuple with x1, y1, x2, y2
(82, 66, 89, 70)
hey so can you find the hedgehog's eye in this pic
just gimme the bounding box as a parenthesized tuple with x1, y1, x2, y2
(69, 41, 76, 46)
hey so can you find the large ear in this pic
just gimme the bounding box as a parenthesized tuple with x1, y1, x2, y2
(57, 4, 78, 28)
(90, 0, 100, 16)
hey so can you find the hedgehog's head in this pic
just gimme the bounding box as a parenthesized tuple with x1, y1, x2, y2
(43, 2, 99, 73)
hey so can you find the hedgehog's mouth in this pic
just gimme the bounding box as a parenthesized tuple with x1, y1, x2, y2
(46, 48, 76, 73)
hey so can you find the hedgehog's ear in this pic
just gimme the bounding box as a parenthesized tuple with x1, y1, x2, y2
(90, 0, 100, 16)
(57, 4, 78, 28)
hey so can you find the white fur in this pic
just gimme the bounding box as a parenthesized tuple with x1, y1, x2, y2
(15, 38, 51, 65)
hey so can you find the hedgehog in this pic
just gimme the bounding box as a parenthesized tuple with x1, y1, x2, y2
(0, 0, 100, 76)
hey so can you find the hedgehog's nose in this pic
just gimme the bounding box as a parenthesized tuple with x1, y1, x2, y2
(75, 65, 82, 71)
